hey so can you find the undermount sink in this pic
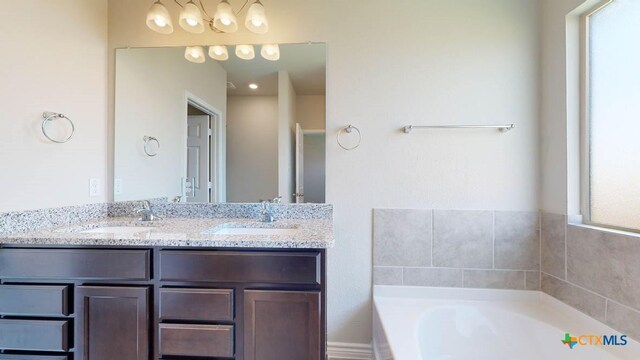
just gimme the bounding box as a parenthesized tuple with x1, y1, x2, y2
(79, 226, 156, 234)
(214, 227, 299, 236)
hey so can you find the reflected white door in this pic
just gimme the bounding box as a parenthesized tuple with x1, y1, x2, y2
(187, 115, 210, 202)
(294, 123, 305, 203)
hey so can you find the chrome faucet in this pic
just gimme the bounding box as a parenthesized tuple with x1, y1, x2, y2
(136, 200, 158, 222)
(259, 196, 282, 223)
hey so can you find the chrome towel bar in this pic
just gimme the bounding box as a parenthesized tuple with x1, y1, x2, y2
(403, 124, 515, 133)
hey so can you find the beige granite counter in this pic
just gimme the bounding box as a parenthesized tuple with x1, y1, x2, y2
(0, 217, 334, 249)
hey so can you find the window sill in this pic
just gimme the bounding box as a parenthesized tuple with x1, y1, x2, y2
(567, 218, 640, 239)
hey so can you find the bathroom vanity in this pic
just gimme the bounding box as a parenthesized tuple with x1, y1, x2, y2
(0, 205, 333, 360)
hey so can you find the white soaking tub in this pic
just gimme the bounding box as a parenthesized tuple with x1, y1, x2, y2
(373, 286, 640, 360)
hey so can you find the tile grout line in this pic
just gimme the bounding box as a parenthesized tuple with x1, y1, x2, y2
(539, 211, 542, 288)
(430, 209, 434, 267)
(492, 211, 496, 269)
(564, 215, 568, 280)
(543, 271, 609, 301)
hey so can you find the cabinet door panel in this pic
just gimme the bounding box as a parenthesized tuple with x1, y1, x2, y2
(244, 290, 320, 360)
(75, 286, 149, 360)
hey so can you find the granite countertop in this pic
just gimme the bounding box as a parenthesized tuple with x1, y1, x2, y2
(0, 217, 334, 249)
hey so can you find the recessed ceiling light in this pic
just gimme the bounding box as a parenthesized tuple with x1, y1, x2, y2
(248, 83, 259, 90)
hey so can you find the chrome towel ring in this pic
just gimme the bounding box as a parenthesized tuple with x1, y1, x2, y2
(337, 124, 361, 150)
(42, 112, 75, 143)
(143, 136, 160, 156)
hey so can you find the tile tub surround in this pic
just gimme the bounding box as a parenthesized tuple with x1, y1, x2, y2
(539, 214, 640, 341)
(373, 209, 541, 290)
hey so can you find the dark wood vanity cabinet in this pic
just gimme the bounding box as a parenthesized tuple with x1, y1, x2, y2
(244, 290, 321, 360)
(75, 286, 150, 360)
(0, 247, 326, 360)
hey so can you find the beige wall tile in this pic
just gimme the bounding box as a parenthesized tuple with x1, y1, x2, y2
(373, 209, 432, 266)
(495, 211, 540, 270)
(433, 210, 493, 268)
(463, 270, 525, 290)
(541, 212, 566, 279)
(541, 273, 606, 322)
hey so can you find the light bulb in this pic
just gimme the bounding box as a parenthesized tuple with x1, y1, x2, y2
(179, 1, 204, 33)
(208, 45, 229, 60)
(260, 44, 279, 61)
(185, 46, 206, 63)
(235, 45, 255, 60)
(213, 0, 238, 32)
(245, 1, 268, 34)
(154, 17, 167, 27)
(146, 0, 174, 34)
(249, 83, 258, 90)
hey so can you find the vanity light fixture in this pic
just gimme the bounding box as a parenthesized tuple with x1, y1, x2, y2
(209, 45, 229, 60)
(179, 1, 205, 33)
(213, 0, 238, 32)
(245, 0, 268, 34)
(248, 83, 259, 90)
(185, 46, 206, 63)
(146, 0, 174, 34)
(260, 44, 279, 61)
(235, 45, 255, 60)
(145, 0, 270, 35)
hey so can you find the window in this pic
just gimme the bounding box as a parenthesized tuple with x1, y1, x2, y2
(584, 0, 640, 232)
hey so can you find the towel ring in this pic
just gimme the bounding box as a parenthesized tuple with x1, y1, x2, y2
(337, 125, 361, 150)
(143, 136, 160, 157)
(42, 112, 75, 143)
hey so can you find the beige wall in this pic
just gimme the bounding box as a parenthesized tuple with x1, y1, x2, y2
(0, 0, 108, 212)
(297, 95, 326, 130)
(304, 134, 326, 203)
(226, 96, 279, 202)
(278, 71, 296, 203)
(540, 0, 587, 215)
(114, 47, 227, 201)
(108, 0, 541, 345)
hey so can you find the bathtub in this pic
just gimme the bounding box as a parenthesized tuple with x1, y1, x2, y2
(373, 286, 640, 360)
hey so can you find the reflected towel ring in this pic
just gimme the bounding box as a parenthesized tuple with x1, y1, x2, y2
(143, 136, 160, 156)
(42, 112, 75, 143)
(337, 125, 361, 150)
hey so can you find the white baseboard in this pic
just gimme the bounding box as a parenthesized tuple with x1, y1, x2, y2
(327, 342, 373, 360)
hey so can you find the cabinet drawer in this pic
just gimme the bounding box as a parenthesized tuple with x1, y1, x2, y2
(0, 319, 69, 351)
(160, 288, 234, 322)
(159, 324, 234, 358)
(0, 285, 69, 316)
(160, 250, 321, 285)
(0, 356, 68, 360)
(0, 249, 150, 280)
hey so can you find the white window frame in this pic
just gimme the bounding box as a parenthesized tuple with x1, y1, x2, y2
(579, 0, 639, 234)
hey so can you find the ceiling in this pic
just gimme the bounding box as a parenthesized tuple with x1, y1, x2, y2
(218, 43, 326, 96)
